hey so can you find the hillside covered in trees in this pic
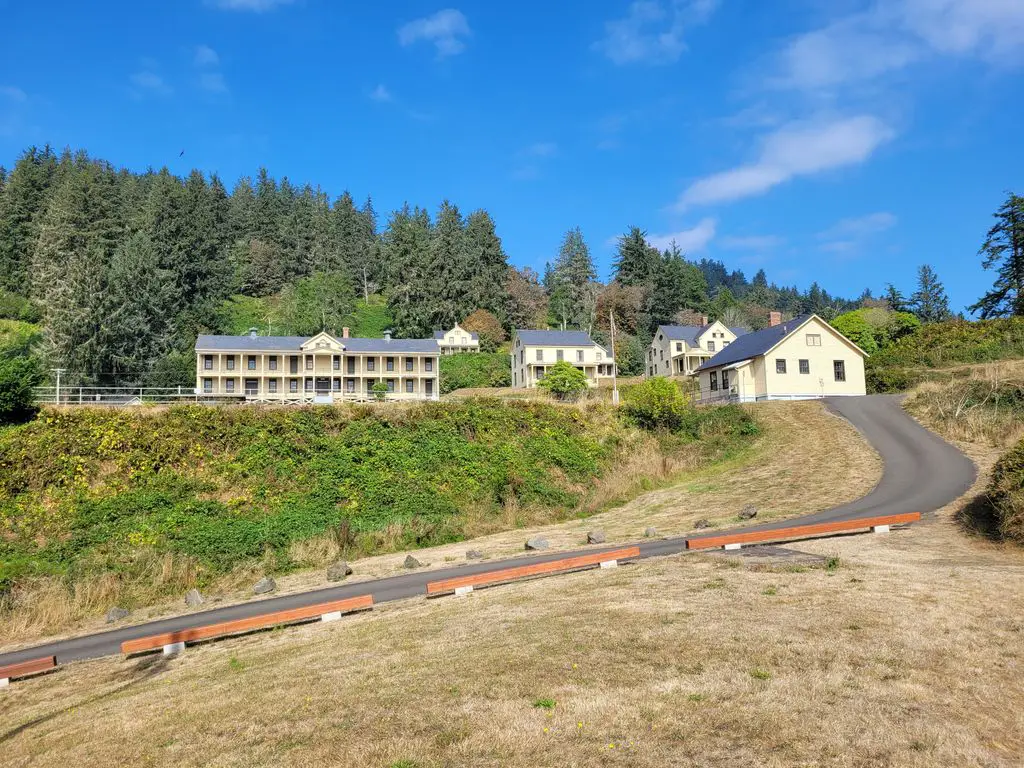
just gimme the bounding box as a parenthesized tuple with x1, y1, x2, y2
(0, 145, 962, 390)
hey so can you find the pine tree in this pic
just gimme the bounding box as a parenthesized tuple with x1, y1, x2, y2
(464, 209, 510, 320)
(41, 242, 107, 385)
(429, 200, 471, 331)
(649, 243, 709, 325)
(884, 283, 908, 313)
(970, 192, 1024, 318)
(549, 227, 598, 329)
(103, 231, 175, 384)
(0, 146, 59, 293)
(383, 204, 433, 337)
(911, 264, 952, 323)
(613, 226, 660, 286)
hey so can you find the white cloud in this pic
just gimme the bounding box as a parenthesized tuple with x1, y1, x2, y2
(370, 84, 393, 103)
(772, 0, 1024, 90)
(194, 45, 220, 67)
(720, 234, 784, 250)
(647, 217, 717, 252)
(398, 9, 471, 57)
(676, 115, 894, 207)
(199, 72, 228, 93)
(594, 0, 718, 65)
(818, 212, 897, 239)
(0, 86, 27, 102)
(521, 142, 557, 157)
(207, 0, 296, 11)
(130, 71, 171, 95)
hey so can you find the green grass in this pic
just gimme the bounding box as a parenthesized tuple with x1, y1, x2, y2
(0, 399, 759, 595)
(439, 352, 511, 393)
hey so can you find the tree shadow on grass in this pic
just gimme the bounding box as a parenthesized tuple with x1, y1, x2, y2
(954, 492, 1003, 542)
(0, 653, 173, 745)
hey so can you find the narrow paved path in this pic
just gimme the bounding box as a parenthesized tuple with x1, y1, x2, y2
(0, 395, 976, 667)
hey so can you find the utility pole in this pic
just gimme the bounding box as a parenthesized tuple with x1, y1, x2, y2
(52, 368, 65, 405)
(609, 311, 619, 407)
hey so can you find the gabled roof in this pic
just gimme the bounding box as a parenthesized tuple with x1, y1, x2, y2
(658, 323, 750, 346)
(696, 314, 865, 371)
(195, 334, 438, 354)
(515, 329, 596, 346)
(433, 329, 479, 340)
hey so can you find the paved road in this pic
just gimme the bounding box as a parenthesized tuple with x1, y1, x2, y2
(0, 395, 976, 668)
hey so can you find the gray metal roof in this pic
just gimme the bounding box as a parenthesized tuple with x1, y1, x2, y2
(515, 329, 596, 346)
(696, 314, 815, 371)
(195, 334, 438, 354)
(433, 330, 479, 340)
(659, 323, 750, 345)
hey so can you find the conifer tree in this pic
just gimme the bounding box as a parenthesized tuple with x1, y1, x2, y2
(613, 226, 660, 286)
(970, 192, 1024, 318)
(0, 145, 59, 293)
(465, 209, 510, 319)
(549, 227, 597, 329)
(910, 264, 952, 323)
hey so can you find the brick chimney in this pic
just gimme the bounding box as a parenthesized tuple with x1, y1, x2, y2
(768, 311, 782, 327)
(700, 315, 709, 326)
(342, 327, 350, 339)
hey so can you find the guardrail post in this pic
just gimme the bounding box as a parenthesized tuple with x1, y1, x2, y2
(163, 641, 185, 656)
(872, 525, 890, 533)
(320, 611, 342, 622)
(723, 543, 742, 550)
(599, 559, 618, 569)
(454, 586, 473, 597)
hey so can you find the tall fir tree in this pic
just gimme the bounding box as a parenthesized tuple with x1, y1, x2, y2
(102, 231, 175, 384)
(613, 226, 660, 286)
(911, 264, 952, 323)
(0, 145, 59, 294)
(383, 204, 433, 337)
(428, 199, 472, 332)
(464, 209, 510, 319)
(549, 227, 597, 329)
(970, 192, 1024, 318)
(649, 243, 709, 325)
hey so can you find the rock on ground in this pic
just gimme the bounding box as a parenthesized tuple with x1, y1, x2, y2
(525, 537, 550, 551)
(253, 577, 277, 595)
(184, 589, 204, 608)
(739, 505, 758, 520)
(105, 607, 129, 624)
(587, 530, 606, 544)
(644, 527, 657, 538)
(465, 549, 483, 560)
(403, 555, 422, 569)
(694, 519, 712, 529)
(326, 561, 353, 582)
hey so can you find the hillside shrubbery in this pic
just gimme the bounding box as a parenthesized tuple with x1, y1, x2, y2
(439, 352, 512, 393)
(987, 439, 1024, 543)
(0, 399, 758, 601)
(866, 318, 1024, 393)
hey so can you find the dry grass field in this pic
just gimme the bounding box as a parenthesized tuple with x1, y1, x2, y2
(0, 400, 882, 652)
(1, 501, 1021, 767)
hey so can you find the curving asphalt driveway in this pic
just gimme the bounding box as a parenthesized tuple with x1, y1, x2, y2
(0, 395, 977, 668)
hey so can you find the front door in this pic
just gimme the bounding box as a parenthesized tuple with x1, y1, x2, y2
(315, 377, 330, 395)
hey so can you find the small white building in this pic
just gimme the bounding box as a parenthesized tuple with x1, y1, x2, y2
(510, 330, 616, 389)
(647, 319, 748, 377)
(695, 313, 867, 402)
(434, 323, 480, 354)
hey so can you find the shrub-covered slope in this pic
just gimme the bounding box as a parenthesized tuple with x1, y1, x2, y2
(0, 399, 755, 596)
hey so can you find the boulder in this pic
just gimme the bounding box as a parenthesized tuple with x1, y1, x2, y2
(105, 607, 129, 624)
(525, 536, 550, 551)
(253, 577, 277, 595)
(693, 519, 712, 529)
(326, 561, 353, 582)
(739, 505, 758, 520)
(403, 554, 422, 569)
(184, 589, 204, 608)
(644, 527, 657, 538)
(587, 530, 606, 545)
(465, 549, 484, 560)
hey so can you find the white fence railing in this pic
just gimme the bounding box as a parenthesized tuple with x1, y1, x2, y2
(33, 387, 443, 407)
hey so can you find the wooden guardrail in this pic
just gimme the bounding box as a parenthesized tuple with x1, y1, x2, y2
(426, 546, 641, 596)
(121, 594, 374, 656)
(0, 655, 56, 687)
(684, 512, 922, 550)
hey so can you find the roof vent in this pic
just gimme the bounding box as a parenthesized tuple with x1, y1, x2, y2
(383, 329, 392, 342)
(248, 327, 258, 338)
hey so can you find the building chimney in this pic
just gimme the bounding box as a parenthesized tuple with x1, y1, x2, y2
(768, 311, 782, 327)
(700, 315, 709, 326)
(248, 327, 259, 338)
(383, 329, 392, 342)
(342, 327, 350, 339)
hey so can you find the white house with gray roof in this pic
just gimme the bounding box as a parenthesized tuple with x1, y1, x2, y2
(195, 327, 439, 402)
(694, 313, 867, 402)
(434, 323, 479, 354)
(647, 319, 749, 378)
(510, 329, 616, 389)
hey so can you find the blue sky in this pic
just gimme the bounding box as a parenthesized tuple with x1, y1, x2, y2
(2, 0, 1023, 312)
